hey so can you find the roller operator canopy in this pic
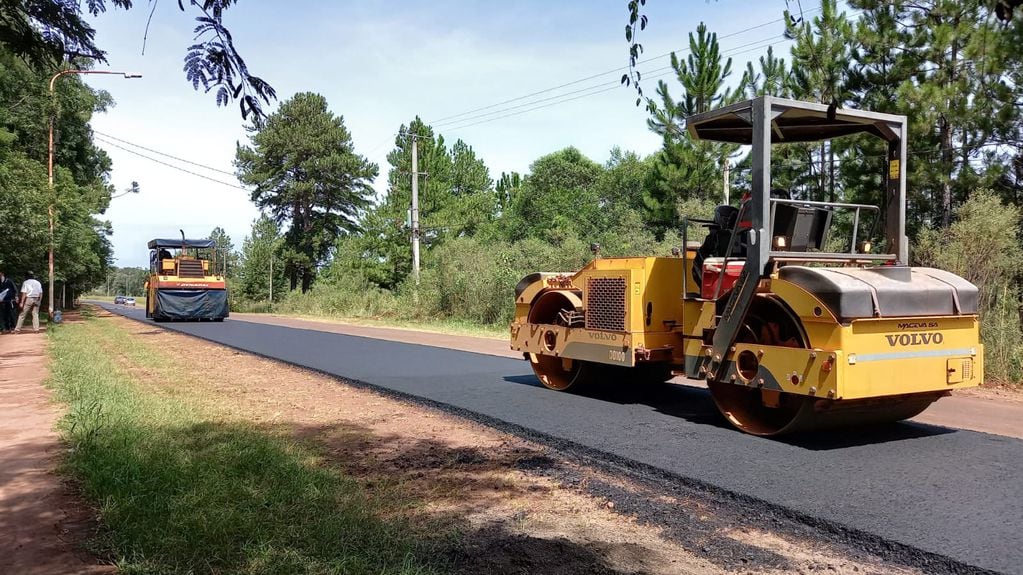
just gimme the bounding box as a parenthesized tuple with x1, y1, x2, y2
(147, 238, 216, 249)
(686, 96, 905, 144)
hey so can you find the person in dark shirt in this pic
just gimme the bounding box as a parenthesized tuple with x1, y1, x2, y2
(0, 270, 17, 333)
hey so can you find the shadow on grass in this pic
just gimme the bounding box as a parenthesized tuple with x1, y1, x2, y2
(295, 419, 793, 574)
(67, 413, 793, 574)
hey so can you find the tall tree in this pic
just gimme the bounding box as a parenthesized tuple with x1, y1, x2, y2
(236, 215, 286, 303)
(357, 119, 449, 289)
(442, 139, 496, 238)
(357, 119, 496, 289)
(505, 147, 605, 243)
(235, 92, 378, 292)
(786, 0, 854, 202)
(738, 46, 790, 99)
(846, 0, 1020, 229)
(646, 22, 734, 138)
(495, 171, 521, 217)
(0, 50, 113, 296)
(643, 22, 737, 236)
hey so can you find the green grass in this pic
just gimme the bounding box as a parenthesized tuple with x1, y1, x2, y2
(47, 317, 446, 575)
(231, 302, 507, 340)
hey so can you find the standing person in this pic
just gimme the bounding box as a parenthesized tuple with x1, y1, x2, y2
(14, 271, 43, 334)
(0, 270, 16, 332)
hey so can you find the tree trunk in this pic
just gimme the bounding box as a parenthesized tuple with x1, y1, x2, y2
(828, 142, 836, 203)
(940, 23, 959, 229)
(301, 267, 312, 293)
(819, 143, 826, 202)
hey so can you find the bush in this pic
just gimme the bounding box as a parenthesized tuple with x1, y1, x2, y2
(274, 269, 402, 319)
(417, 235, 591, 325)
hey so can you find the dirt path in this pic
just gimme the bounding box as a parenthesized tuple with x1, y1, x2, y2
(231, 312, 1023, 439)
(0, 330, 113, 575)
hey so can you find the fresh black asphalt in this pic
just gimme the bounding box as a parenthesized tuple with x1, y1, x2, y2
(102, 305, 1023, 574)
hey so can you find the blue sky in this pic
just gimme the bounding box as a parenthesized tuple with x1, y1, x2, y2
(83, 0, 812, 267)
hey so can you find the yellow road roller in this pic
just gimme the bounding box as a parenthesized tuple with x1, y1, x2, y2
(510, 97, 983, 435)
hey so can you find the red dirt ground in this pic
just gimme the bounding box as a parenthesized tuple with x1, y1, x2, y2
(0, 327, 113, 575)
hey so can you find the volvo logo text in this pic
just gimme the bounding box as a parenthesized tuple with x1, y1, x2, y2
(885, 332, 943, 346)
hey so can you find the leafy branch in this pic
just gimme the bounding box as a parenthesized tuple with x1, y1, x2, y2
(621, 0, 648, 106)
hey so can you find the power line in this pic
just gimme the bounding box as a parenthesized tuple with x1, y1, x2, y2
(349, 10, 824, 156)
(93, 11, 815, 185)
(432, 33, 785, 130)
(440, 35, 789, 134)
(93, 130, 236, 177)
(426, 8, 819, 126)
(94, 136, 250, 191)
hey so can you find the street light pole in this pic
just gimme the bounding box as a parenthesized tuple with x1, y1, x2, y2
(48, 69, 141, 319)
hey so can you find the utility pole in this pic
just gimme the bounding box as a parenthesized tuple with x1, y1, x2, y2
(410, 135, 421, 285)
(268, 254, 273, 308)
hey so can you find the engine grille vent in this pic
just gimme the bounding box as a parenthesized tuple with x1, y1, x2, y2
(177, 259, 206, 278)
(585, 277, 626, 331)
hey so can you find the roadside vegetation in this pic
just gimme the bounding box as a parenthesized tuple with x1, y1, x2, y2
(47, 314, 445, 574)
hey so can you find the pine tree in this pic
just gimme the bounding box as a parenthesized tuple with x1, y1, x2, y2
(236, 215, 286, 303)
(206, 227, 237, 278)
(235, 92, 377, 292)
(846, 0, 1019, 229)
(643, 22, 738, 236)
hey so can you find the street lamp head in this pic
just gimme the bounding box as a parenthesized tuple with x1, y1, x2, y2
(123, 73, 143, 79)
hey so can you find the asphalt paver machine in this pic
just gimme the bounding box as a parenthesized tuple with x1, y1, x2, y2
(511, 96, 982, 435)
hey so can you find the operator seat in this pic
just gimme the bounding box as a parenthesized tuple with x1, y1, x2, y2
(691, 189, 791, 290)
(692, 204, 740, 286)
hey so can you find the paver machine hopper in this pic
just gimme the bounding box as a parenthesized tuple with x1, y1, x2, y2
(510, 96, 983, 435)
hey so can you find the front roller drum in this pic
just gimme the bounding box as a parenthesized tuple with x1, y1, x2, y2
(707, 382, 944, 436)
(528, 354, 599, 391)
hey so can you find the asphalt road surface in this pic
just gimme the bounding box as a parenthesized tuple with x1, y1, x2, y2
(101, 305, 1023, 574)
